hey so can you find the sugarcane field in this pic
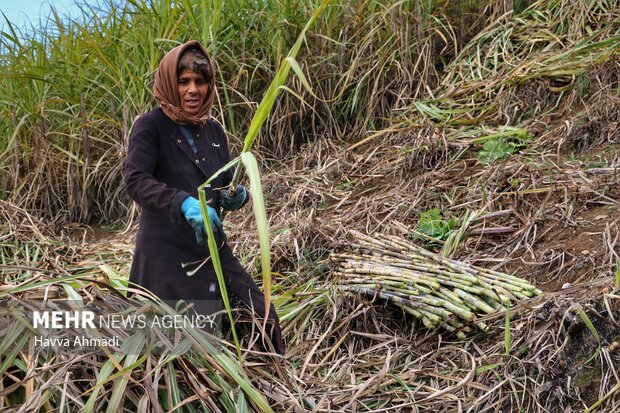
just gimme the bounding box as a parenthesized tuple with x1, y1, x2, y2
(1, 0, 620, 411)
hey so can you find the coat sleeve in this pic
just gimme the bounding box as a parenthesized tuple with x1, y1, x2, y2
(124, 114, 189, 223)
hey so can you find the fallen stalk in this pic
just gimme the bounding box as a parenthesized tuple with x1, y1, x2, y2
(333, 230, 543, 337)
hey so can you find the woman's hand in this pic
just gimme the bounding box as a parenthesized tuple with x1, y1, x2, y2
(181, 196, 224, 244)
(221, 185, 248, 211)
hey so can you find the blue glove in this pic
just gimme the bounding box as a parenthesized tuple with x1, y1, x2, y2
(221, 185, 248, 211)
(181, 196, 225, 244)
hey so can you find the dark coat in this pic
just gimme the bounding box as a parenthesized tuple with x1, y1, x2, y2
(124, 107, 284, 353)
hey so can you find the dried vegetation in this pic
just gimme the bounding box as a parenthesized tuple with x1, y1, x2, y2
(1, 0, 620, 411)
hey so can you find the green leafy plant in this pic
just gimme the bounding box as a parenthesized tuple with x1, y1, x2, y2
(475, 127, 533, 165)
(417, 208, 457, 241)
(477, 137, 520, 165)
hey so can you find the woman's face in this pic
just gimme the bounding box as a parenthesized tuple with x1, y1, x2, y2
(177, 69, 208, 115)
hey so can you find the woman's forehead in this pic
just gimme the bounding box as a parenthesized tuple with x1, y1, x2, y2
(178, 69, 205, 79)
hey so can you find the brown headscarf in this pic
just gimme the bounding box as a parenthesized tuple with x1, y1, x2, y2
(153, 40, 216, 126)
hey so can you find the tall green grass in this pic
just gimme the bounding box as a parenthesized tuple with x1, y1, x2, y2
(0, 0, 493, 224)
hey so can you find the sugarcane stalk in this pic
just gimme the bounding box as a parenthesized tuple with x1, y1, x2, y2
(437, 277, 484, 295)
(339, 267, 441, 290)
(340, 286, 450, 320)
(336, 230, 542, 337)
(432, 290, 478, 320)
(436, 286, 465, 305)
(453, 288, 496, 314)
(410, 287, 475, 321)
(397, 304, 438, 330)
(475, 321, 489, 332)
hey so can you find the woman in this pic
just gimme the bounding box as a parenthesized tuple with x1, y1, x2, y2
(124, 40, 284, 355)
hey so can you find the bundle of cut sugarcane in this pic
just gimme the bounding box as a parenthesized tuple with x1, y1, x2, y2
(332, 230, 542, 338)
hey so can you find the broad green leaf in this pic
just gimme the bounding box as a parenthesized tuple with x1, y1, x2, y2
(477, 138, 517, 165)
(418, 208, 455, 241)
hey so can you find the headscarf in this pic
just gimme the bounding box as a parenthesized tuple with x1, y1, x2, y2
(153, 40, 216, 126)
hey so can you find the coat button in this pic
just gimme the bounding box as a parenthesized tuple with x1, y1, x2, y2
(195, 159, 199, 163)
(202, 158, 206, 161)
(196, 134, 199, 138)
(177, 139, 181, 143)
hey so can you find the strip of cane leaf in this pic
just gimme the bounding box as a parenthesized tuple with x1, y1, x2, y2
(0, 329, 29, 377)
(83, 332, 142, 411)
(105, 331, 147, 413)
(584, 381, 620, 413)
(199, 187, 241, 359)
(574, 305, 601, 363)
(61, 283, 85, 308)
(240, 152, 272, 325)
(167, 362, 181, 411)
(236, 390, 249, 413)
(0, 274, 88, 297)
(574, 305, 600, 344)
(84, 356, 121, 411)
(504, 302, 511, 356)
(182, 327, 274, 412)
(286, 56, 318, 99)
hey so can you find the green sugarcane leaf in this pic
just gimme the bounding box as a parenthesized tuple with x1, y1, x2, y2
(585, 381, 620, 413)
(61, 283, 84, 308)
(285, 56, 317, 98)
(236, 390, 250, 413)
(105, 332, 147, 413)
(476, 363, 502, 374)
(574, 305, 600, 344)
(84, 353, 125, 411)
(167, 362, 182, 411)
(0, 274, 88, 297)
(99, 264, 128, 291)
(199, 188, 241, 358)
(0, 328, 29, 377)
(240, 152, 272, 323)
